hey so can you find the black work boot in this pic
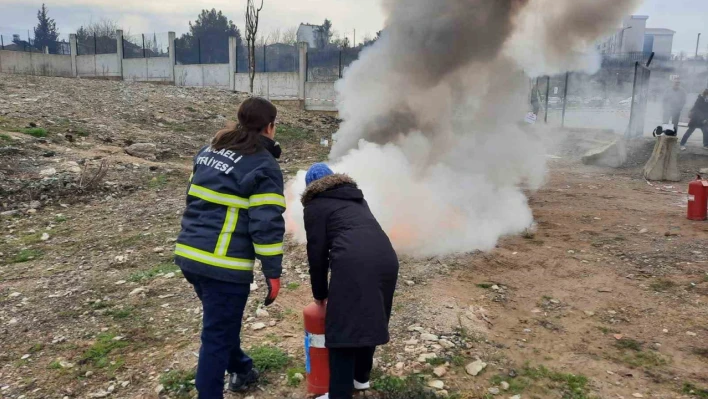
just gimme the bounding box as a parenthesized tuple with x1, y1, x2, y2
(228, 369, 259, 392)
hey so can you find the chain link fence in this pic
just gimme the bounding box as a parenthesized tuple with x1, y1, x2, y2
(234, 44, 299, 73)
(122, 32, 169, 59)
(306, 47, 362, 82)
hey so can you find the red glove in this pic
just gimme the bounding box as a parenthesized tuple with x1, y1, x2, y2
(264, 278, 280, 306)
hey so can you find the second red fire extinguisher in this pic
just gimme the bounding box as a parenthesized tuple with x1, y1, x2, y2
(304, 302, 329, 395)
(687, 176, 708, 221)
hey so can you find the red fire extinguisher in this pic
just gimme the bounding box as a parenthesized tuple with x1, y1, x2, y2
(304, 302, 329, 395)
(687, 175, 708, 221)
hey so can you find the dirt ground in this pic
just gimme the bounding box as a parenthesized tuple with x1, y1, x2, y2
(1, 73, 707, 399)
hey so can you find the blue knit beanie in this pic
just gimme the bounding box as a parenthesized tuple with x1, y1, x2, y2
(306, 163, 334, 186)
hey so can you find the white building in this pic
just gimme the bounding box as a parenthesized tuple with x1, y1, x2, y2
(597, 15, 675, 58)
(296, 23, 322, 49)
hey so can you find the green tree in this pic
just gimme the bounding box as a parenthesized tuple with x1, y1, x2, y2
(316, 19, 333, 49)
(176, 9, 243, 64)
(33, 4, 59, 52)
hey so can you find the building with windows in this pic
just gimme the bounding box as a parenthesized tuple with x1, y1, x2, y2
(597, 15, 675, 59)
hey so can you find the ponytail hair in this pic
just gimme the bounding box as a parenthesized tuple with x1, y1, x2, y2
(212, 97, 277, 154)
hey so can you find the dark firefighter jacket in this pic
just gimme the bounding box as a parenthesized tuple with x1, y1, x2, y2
(302, 174, 399, 348)
(175, 143, 285, 284)
(688, 94, 708, 128)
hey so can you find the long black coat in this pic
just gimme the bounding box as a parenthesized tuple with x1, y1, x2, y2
(302, 174, 399, 348)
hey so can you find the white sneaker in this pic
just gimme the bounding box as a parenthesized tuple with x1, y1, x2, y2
(316, 394, 329, 399)
(680, 146, 687, 151)
(354, 380, 370, 390)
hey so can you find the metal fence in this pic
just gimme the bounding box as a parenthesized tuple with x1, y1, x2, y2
(176, 33, 230, 65)
(234, 44, 299, 73)
(122, 32, 169, 59)
(306, 48, 361, 82)
(0, 33, 70, 55)
(627, 62, 652, 138)
(76, 34, 117, 55)
(532, 63, 652, 137)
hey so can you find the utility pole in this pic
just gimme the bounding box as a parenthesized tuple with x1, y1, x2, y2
(696, 33, 702, 59)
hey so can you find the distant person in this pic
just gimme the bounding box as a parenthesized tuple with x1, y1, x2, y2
(301, 163, 399, 399)
(175, 97, 285, 398)
(662, 80, 687, 133)
(680, 89, 708, 150)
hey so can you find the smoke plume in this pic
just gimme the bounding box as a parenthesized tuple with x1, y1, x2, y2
(285, 0, 641, 257)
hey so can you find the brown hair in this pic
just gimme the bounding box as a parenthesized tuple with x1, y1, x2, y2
(212, 97, 277, 154)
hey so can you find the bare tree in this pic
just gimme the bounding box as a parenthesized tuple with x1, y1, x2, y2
(282, 26, 297, 45)
(245, 0, 264, 93)
(268, 27, 281, 44)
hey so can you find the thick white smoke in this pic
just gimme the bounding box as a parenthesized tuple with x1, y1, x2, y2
(285, 0, 641, 257)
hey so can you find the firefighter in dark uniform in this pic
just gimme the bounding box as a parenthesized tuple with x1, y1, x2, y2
(175, 97, 285, 399)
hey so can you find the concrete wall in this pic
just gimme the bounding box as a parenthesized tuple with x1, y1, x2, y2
(175, 64, 230, 88)
(76, 54, 121, 78)
(305, 81, 337, 111)
(122, 57, 172, 82)
(234, 72, 300, 100)
(0, 50, 73, 77)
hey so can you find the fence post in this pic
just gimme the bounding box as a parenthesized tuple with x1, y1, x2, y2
(339, 50, 342, 78)
(298, 42, 308, 108)
(94, 33, 97, 55)
(116, 30, 124, 80)
(561, 71, 570, 128)
(228, 36, 237, 91)
(1, 35, 4, 50)
(69, 34, 78, 77)
(628, 62, 640, 138)
(544, 76, 550, 123)
(142, 34, 146, 58)
(168, 31, 176, 84)
(198, 38, 201, 64)
(263, 45, 267, 73)
(235, 44, 238, 73)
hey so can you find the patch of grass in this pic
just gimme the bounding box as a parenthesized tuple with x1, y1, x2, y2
(185, 106, 197, 112)
(286, 367, 306, 387)
(519, 364, 593, 399)
(106, 307, 134, 320)
(372, 375, 444, 399)
(90, 300, 111, 310)
(425, 357, 447, 366)
(620, 350, 667, 369)
(0, 133, 12, 142)
(692, 347, 708, 359)
(17, 127, 48, 137)
(650, 279, 676, 292)
(12, 249, 43, 263)
(160, 369, 196, 397)
(597, 326, 619, 335)
(249, 345, 289, 372)
(683, 383, 708, 399)
(490, 374, 529, 394)
(48, 360, 62, 370)
(265, 333, 282, 344)
(148, 174, 169, 189)
(476, 283, 494, 289)
(29, 343, 44, 353)
(286, 282, 300, 290)
(451, 354, 467, 367)
(128, 263, 180, 282)
(277, 124, 313, 146)
(55, 214, 67, 223)
(79, 333, 129, 369)
(73, 127, 90, 137)
(615, 338, 643, 351)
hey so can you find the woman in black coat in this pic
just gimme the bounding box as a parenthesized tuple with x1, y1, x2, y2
(301, 164, 399, 399)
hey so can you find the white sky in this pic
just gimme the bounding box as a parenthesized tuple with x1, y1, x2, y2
(0, 0, 705, 53)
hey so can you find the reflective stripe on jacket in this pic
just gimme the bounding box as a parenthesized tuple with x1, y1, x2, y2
(175, 145, 285, 284)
